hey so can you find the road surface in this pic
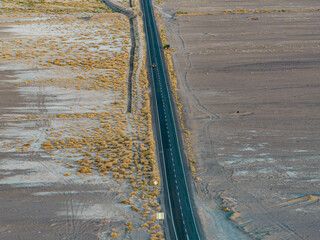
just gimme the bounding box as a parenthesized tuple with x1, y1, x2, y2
(140, 0, 201, 239)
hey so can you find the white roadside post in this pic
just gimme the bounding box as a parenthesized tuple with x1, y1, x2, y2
(156, 212, 164, 225)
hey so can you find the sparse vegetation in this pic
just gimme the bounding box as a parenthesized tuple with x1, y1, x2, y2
(176, 11, 188, 15)
(0, 0, 164, 238)
(173, 8, 311, 16)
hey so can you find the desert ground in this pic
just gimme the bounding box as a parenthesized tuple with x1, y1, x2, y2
(0, 1, 165, 240)
(158, 0, 320, 239)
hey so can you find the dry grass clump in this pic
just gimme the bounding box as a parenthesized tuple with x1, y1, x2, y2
(77, 166, 93, 174)
(150, 230, 165, 240)
(150, 225, 161, 231)
(131, 206, 141, 212)
(110, 232, 118, 238)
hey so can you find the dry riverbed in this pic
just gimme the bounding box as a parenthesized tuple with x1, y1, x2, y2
(0, 1, 164, 239)
(157, 0, 320, 239)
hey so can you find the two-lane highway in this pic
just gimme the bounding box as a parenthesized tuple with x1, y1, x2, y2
(140, 0, 200, 239)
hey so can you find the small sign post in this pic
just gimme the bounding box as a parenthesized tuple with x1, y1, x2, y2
(156, 212, 164, 225)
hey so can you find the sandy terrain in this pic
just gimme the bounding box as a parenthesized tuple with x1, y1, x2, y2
(158, 0, 320, 239)
(0, 1, 164, 239)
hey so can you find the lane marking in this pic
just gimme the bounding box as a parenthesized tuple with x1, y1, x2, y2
(144, 2, 199, 239)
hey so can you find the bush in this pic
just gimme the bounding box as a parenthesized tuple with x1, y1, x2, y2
(110, 232, 118, 238)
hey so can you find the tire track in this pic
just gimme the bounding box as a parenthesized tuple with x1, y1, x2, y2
(167, 18, 220, 120)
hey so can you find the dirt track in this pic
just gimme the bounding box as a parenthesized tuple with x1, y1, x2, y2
(160, 0, 320, 239)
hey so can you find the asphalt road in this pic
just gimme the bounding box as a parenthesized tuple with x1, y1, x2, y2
(140, 0, 200, 239)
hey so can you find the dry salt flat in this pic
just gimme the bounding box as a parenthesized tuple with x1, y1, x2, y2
(0, 1, 164, 239)
(157, 0, 320, 239)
